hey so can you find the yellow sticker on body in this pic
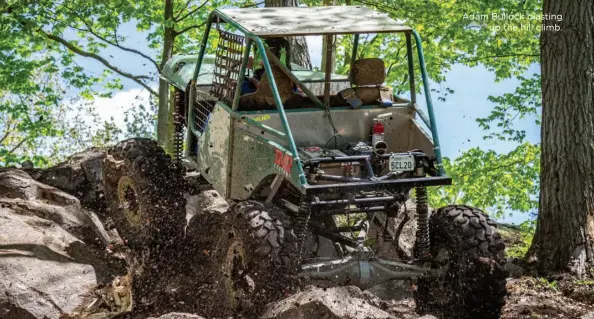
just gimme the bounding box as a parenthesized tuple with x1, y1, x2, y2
(253, 114, 271, 122)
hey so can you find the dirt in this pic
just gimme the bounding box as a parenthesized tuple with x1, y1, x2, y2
(502, 277, 594, 319)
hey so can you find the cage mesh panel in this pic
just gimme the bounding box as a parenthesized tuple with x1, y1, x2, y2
(193, 89, 215, 134)
(210, 30, 245, 105)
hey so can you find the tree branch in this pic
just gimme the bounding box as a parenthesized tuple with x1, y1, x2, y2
(44, 32, 158, 96)
(0, 124, 13, 145)
(458, 53, 539, 63)
(173, 22, 206, 36)
(459, 160, 525, 178)
(175, 0, 208, 22)
(63, 6, 161, 72)
(81, 26, 161, 71)
(174, 0, 193, 20)
(8, 136, 30, 153)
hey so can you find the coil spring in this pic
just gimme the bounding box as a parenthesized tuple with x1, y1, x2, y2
(415, 186, 430, 259)
(294, 196, 312, 263)
(173, 89, 184, 168)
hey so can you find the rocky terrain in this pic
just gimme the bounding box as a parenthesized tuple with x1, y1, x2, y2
(1, 148, 593, 319)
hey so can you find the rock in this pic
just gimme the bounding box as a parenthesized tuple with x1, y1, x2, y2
(368, 198, 419, 261)
(505, 259, 526, 278)
(148, 313, 205, 319)
(367, 280, 414, 301)
(582, 311, 594, 319)
(0, 169, 126, 319)
(186, 189, 229, 220)
(0, 170, 110, 245)
(261, 285, 396, 319)
(25, 148, 106, 209)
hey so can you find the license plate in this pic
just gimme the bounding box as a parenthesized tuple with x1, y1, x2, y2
(389, 155, 415, 172)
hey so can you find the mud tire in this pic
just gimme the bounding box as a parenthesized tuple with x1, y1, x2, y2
(102, 138, 186, 250)
(414, 205, 508, 319)
(213, 200, 297, 316)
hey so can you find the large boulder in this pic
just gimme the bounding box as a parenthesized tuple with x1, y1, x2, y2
(0, 169, 126, 319)
(261, 285, 396, 319)
(25, 148, 106, 210)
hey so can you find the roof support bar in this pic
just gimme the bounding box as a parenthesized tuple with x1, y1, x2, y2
(405, 32, 416, 104)
(253, 37, 307, 185)
(232, 39, 252, 111)
(350, 34, 359, 81)
(323, 34, 334, 108)
(412, 30, 445, 175)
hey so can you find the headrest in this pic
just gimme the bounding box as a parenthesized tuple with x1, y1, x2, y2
(350, 58, 386, 86)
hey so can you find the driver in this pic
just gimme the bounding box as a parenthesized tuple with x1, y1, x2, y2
(240, 38, 299, 95)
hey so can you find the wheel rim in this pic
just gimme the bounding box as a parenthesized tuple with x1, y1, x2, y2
(223, 236, 251, 310)
(116, 176, 141, 231)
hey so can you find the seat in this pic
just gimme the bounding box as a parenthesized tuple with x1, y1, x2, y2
(238, 65, 301, 111)
(350, 58, 394, 105)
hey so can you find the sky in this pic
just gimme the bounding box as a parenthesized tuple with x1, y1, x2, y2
(71, 19, 540, 225)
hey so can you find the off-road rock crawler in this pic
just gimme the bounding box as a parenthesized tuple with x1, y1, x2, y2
(103, 5, 509, 317)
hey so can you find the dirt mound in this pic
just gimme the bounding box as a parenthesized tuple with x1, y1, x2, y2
(503, 277, 594, 318)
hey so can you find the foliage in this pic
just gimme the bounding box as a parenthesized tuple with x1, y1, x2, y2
(0, 70, 121, 167)
(477, 74, 542, 142)
(506, 220, 536, 258)
(429, 142, 540, 218)
(537, 277, 559, 291)
(307, 0, 541, 97)
(0, 0, 246, 165)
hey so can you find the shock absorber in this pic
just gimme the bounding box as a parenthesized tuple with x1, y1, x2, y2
(414, 185, 430, 260)
(293, 195, 312, 264)
(173, 88, 185, 169)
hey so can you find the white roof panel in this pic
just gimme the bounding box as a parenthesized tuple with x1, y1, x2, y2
(217, 6, 411, 37)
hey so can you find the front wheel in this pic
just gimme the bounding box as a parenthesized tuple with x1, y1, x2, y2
(102, 138, 187, 251)
(212, 200, 298, 316)
(414, 205, 508, 319)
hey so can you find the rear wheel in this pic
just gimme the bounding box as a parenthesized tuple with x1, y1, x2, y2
(213, 200, 298, 316)
(414, 205, 508, 319)
(102, 138, 187, 251)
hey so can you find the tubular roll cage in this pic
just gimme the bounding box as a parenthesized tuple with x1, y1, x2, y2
(189, 9, 447, 189)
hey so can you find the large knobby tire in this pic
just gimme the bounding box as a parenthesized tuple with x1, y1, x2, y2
(415, 205, 508, 319)
(103, 138, 187, 251)
(213, 200, 298, 316)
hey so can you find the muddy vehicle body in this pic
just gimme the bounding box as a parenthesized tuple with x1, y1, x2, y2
(104, 6, 508, 318)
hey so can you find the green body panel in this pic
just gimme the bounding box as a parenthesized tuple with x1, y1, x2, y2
(162, 55, 216, 89)
(197, 102, 301, 199)
(230, 128, 301, 200)
(197, 103, 232, 197)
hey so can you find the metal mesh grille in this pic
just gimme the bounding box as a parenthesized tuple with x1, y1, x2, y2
(193, 89, 216, 134)
(210, 30, 245, 105)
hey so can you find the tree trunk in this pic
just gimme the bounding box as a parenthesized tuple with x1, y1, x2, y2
(157, 0, 175, 148)
(264, 0, 312, 69)
(526, 0, 594, 277)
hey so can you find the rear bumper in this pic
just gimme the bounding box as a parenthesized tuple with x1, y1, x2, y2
(303, 175, 452, 195)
